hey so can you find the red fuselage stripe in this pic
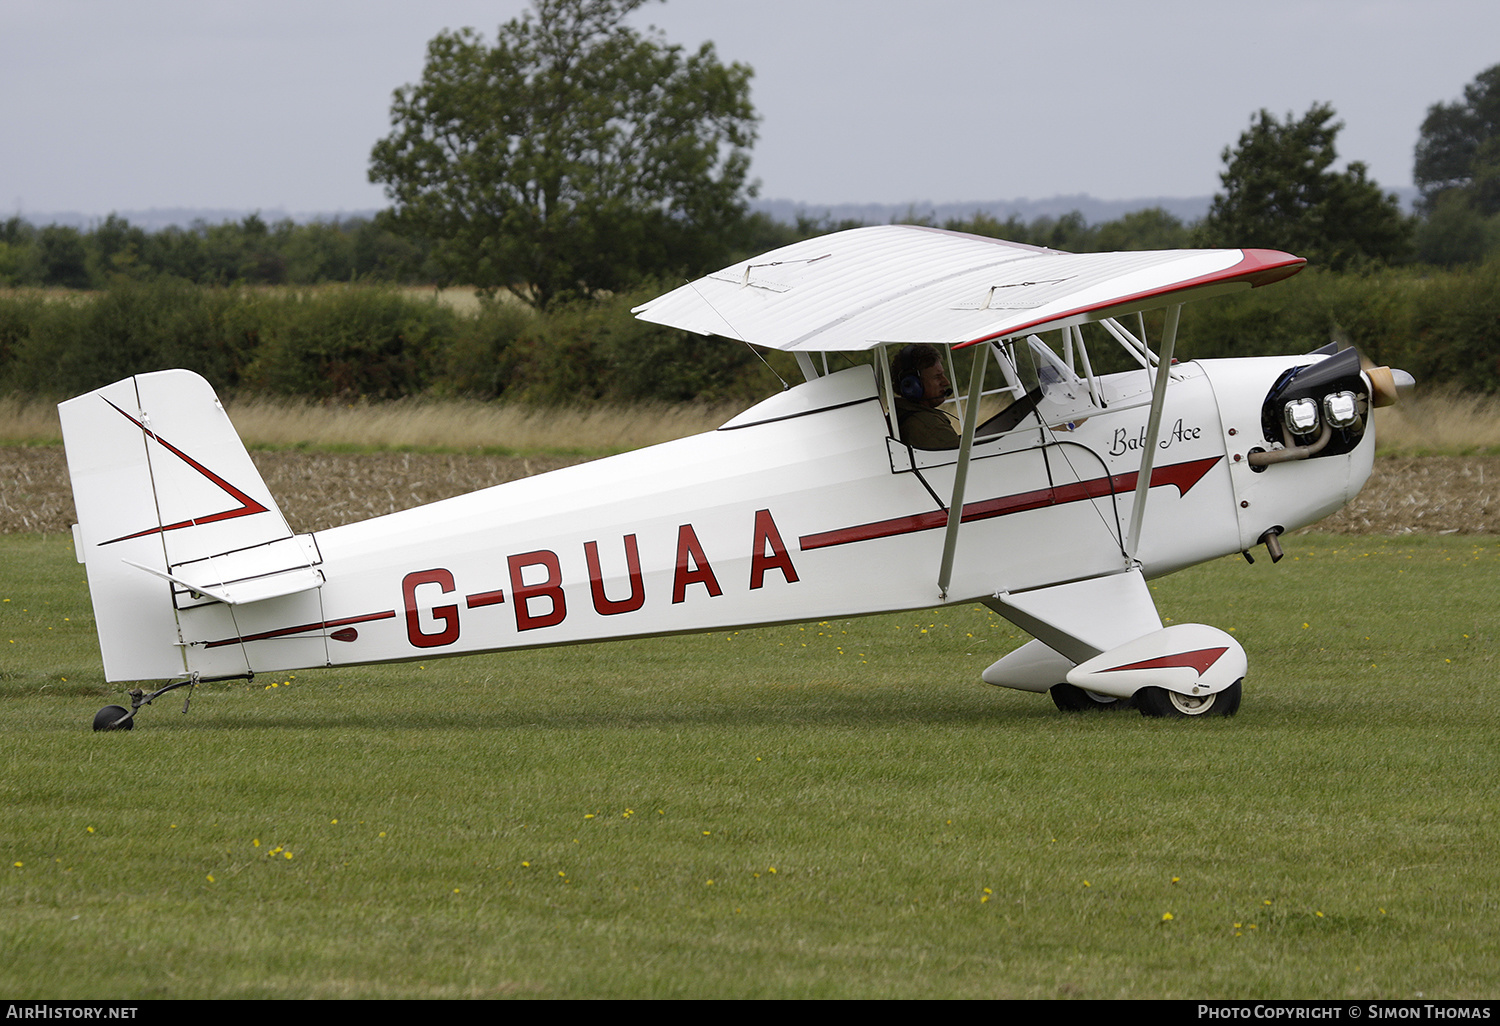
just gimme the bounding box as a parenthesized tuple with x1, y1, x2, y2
(203, 610, 397, 649)
(798, 455, 1220, 551)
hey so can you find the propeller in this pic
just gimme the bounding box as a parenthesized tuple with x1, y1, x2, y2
(1364, 363, 1416, 408)
(1328, 337, 1415, 408)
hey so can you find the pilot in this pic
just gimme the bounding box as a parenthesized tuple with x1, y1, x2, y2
(891, 344, 960, 449)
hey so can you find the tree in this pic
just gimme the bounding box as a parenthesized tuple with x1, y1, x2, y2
(1093, 207, 1189, 252)
(37, 225, 91, 289)
(1412, 189, 1500, 266)
(368, 0, 758, 309)
(1415, 64, 1500, 216)
(1196, 103, 1411, 269)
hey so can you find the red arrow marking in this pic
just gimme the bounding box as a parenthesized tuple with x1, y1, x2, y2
(100, 398, 270, 545)
(799, 455, 1221, 552)
(1101, 647, 1228, 675)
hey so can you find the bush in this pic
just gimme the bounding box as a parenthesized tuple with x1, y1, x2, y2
(436, 299, 533, 399)
(240, 288, 457, 399)
(499, 285, 762, 405)
(1177, 259, 1500, 393)
(7, 259, 1488, 408)
(1, 280, 249, 398)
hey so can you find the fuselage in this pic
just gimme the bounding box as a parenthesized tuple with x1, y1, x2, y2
(174, 353, 1373, 679)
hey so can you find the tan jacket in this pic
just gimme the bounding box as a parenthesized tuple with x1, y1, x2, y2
(895, 398, 960, 450)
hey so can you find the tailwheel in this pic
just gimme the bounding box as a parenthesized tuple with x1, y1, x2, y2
(1135, 679, 1242, 719)
(1049, 682, 1127, 712)
(92, 705, 134, 731)
(89, 673, 222, 732)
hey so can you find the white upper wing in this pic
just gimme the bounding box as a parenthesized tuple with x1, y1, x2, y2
(632, 224, 1304, 352)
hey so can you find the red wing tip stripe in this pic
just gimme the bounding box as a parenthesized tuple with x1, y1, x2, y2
(956, 249, 1306, 348)
(203, 610, 396, 649)
(1100, 647, 1229, 675)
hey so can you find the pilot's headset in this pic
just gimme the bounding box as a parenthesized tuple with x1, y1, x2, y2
(895, 344, 927, 401)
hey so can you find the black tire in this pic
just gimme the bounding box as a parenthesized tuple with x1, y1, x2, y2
(93, 705, 134, 731)
(1135, 679, 1242, 719)
(1050, 682, 1128, 712)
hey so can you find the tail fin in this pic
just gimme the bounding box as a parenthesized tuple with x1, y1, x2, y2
(60, 370, 312, 682)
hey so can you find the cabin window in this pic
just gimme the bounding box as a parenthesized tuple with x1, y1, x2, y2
(880, 331, 1116, 451)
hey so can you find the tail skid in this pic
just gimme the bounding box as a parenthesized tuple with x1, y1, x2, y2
(60, 370, 319, 683)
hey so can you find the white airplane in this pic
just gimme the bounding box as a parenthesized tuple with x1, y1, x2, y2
(60, 225, 1412, 730)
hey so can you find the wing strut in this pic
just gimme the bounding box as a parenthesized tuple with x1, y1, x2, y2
(1124, 304, 1181, 561)
(937, 347, 987, 600)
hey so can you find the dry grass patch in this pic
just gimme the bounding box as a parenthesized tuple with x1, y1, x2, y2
(7, 388, 1500, 455)
(0, 395, 63, 444)
(0, 393, 745, 454)
(221, 395, 744, 454)
(1371, 389, 1500, 455)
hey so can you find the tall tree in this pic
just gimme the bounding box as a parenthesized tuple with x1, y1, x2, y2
(369, 0, 758, 308)
(1196, 103, 1410, 269)
(1414, 63, 1500, 217)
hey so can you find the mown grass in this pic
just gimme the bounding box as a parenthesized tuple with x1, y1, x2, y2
(1, 533, 1497, 998)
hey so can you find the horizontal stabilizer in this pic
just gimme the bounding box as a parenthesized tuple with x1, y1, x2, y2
(124, 539, 323, 606)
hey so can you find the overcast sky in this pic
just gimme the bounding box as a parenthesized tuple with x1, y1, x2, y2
(4, 0, 1497, 220)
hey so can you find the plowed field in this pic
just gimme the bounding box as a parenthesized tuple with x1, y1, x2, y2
(3, 447, 1496, 536)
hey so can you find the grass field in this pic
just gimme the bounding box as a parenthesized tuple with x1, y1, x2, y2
(1, 532, 1496, 999)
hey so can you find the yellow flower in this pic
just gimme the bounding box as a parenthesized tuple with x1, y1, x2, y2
(1162, 912, 1174, 921)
